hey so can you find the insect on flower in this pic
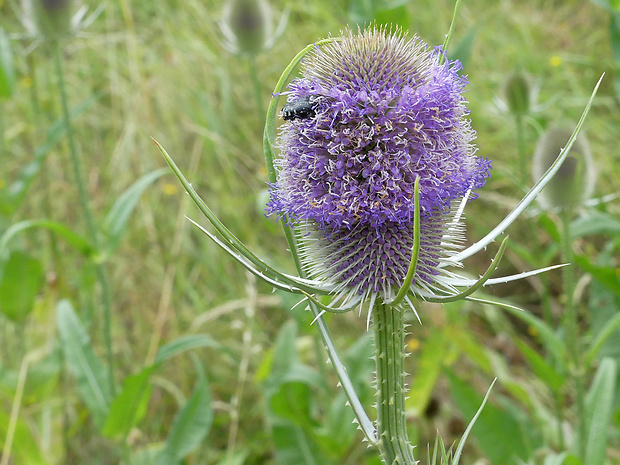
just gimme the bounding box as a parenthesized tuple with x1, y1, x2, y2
(281, 95, 320, 120)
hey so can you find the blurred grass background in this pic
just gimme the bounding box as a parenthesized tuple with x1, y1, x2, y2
(1, 0, 619, 464)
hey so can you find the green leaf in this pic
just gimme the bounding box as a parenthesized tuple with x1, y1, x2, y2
(154, 334, 222, 365)
(586, 312, 620, 364)
(574, 254, 620, 299)
(102, 168, 168, 255)
(406, 329, 447, 415)
(102, 366, 154, 439)
(216, 450, 249, 465)
(0, 410, 48, 465)
(0, 28, 15, 99)
(515, 339, 565, 393)
(571, 211, 620, 238)
(0, 252, 44, 322)
(154, 373, 212, 465)
(270, 381, 314, 425)
(447, 371, 530, 463)
(448, 27, 477, 68)
(489, 298, 567, 365)
(453, 379, 496, 465)
(259, 320, 299, 394)
(374, 4, 410, 30)
(272, 422, 329, 465)
(584, 358, 617, 465)
(56, 300, 112, 428)
(0, 219, 93, 256)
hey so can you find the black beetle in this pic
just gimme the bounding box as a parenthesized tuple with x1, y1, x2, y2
(282, 96, 319, 121)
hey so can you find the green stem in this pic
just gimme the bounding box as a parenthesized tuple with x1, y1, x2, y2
(560, 209, 585, 459)
(53, 41, 116, 396)
(374, 304, 415, 465)
(248, 55, 263, 117)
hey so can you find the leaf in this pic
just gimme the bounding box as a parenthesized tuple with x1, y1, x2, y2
(154, 373, 212, 465)
(0, 27, 15, 99)
(515, 339, 565, 393)
(492, 298, 567, 365)
(571, 211, 620, 238)
(574, 254, 620, 299)
(272, 422, 329, 465)
(0, 410, 48, 465)
(0, 219, 93, 256)
(583, 358, 617, 465)
(448, 27, 477, 68)
(154, 334, 221, 365)
(406, 329, 448, 415)
(102, 366, 154, 439)
(453, 379, 496, 465)
(216, 450, 249, 465)
(56, 300, 112, 428)
(269, 381, 314, 425)
(259, 320, 299, 395)
(0, 252, 44, 322)
(102, 168, 168, 255)
(374, 4, 410, 30)
(447, 371, 530, 463)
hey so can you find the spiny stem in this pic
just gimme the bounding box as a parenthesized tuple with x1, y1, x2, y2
(374, 303, 416, 464)
(53, 41, 115, 396)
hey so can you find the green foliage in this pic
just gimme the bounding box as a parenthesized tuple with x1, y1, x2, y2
(56, 300, 113, 428)
(102, 168, 169, 257)
(447, 372, 532, 463)
(154, 362, 213, 465)
(0, 1, 619, 464)
(0, 251, 44, 322)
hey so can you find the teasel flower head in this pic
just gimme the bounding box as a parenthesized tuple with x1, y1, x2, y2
(532, 126, 595, 212)
(267, 27, 492, 316)
(220, 0, 289, 56)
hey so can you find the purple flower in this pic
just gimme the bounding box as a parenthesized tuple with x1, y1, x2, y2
(267, 28, 491, 311)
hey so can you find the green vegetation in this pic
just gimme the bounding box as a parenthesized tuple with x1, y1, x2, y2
(1, 0, 619, 464)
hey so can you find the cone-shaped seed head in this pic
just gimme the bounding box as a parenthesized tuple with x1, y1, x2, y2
(268, 28, 491, 303)
(503, 71, 532, 116)
(532, 126, 595, 212)
(221, 0, 273, 55)
(22, 0, 74, 40)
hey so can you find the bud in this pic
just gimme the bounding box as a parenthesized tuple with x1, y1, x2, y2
(503, 71, 532, 116)
(532, 126, 595, 212)
(22, 0, 75, 40)
(220, 0, 275, 55)
(267, 28, 491, 308)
